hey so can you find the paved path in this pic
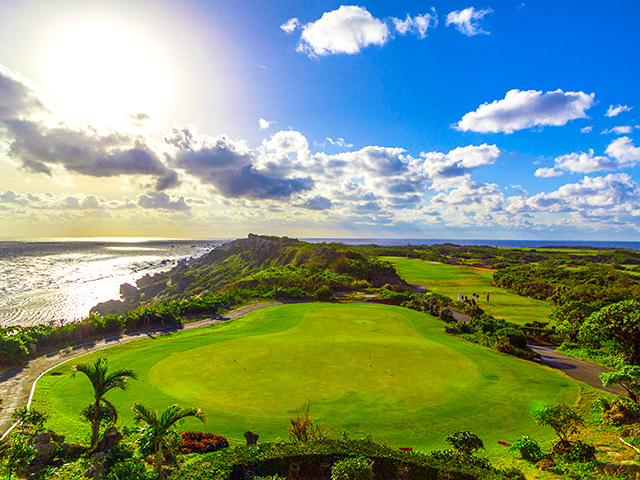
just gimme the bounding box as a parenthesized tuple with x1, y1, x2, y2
(446, 306, 623, 394)
(528, 344, 624, 395)
(0, 302, 282, 435)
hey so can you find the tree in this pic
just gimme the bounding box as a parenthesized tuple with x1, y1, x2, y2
(132, 403, 205, 476)
(550, 301, 598, 342)
(600, 365, 640, 404)
(10, 406, 49, 433)
(73, 357, 137, 448)
(532, 404, 584, 446)
(445, 431, 485, 455)
(579, 299, 640, 364)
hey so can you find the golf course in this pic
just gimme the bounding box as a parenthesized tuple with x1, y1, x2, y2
(33, 302, 584, 454)
(382, 256, 554, 325)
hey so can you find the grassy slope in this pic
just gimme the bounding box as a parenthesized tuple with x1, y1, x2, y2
(34, 303, 581, 457)
(384, 257, 553, 325)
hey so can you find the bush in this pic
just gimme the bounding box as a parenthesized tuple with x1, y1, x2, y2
(445, 431, 484, 455)
(331, 456, 374, 480)
(564, 440, 596, 463)
(106, 458, 155, 480)
(509, 436, 543, 463)
(180, 432, 229, 454)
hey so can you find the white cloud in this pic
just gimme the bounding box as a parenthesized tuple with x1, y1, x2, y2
(446, 7, 493, 36)
(606, 104, 633, 117)
(296, 6, 389, 56)
(601, 126, 632, 135)
(534, 167, 563, 178)
(392, 9, 438, 38)
(280, 18, 300, 33)
(605, 136, 640, 167)
(259, 118, 276, 130)
(512, 174, 640, 214)
(264, 130, 309, 152)
(553, 150, 617, 173)
(456, 89, 595, 134)
(326, 137, 353, 148)
(580, 126, 593, 133)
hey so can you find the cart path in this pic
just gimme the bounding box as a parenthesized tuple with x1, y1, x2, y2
(447, 305, 624, 395)
(0, 302, 282, 434)
(0, 300, 626, 436)
(528, 344, 624, 395)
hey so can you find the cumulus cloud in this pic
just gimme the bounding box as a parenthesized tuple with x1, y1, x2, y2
(601, 126, 632, 135)
(0, 190, 137, 211)
(259, 118, 275, 130)
(392, 8, 438, 38)
(456, 89, 595, 133)
(280, 18, 300, 33)
(137, 191, 190, 210)
(446, 7, 493, 36)
(580, 126, 593, 133)
(165, 125, 313, 200)
(0, 63, 178, 191)
(430, 177, 507, 227)
(299, 196, 333, 210)
(553, 150, 617, 173)
(606, 104, 633, 117)
(509, 174, 640, 215)
(534, 167, 563, 178)
(293, 6, 389, 56)
(0, 64, 52, 121)
(264, 130, 309, 152)
(421, 143, 501, 184)
(605, 136, 640, 167)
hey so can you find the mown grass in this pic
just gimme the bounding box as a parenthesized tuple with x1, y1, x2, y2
(383, 257, 553, 325)
(34, 302, 582, 460)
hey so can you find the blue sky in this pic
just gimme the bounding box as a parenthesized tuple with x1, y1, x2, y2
(0, 0, 639, 239)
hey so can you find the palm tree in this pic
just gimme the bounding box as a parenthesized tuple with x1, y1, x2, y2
(72, 357, 137, 447)
(132, 403, 205, 475)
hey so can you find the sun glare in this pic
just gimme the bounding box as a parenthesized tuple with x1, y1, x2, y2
(45, 23, 171, 125)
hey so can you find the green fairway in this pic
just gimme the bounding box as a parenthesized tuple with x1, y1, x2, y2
(383, 256, 553, 325)
(34, 303, 580, 453)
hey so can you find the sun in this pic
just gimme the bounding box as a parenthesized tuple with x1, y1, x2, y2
(45, 22, 171, 125)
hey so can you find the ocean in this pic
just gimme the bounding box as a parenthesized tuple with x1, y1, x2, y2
(2, 236, 638, 328)
(0, 238, 224, 328)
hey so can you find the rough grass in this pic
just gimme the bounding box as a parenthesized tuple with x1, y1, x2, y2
(34, 303, 581, 456)
(383, 257, 553, 325)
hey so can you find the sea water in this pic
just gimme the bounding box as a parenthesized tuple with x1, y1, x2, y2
(0, 238, 224, 328)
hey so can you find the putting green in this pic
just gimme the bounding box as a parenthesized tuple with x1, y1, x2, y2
(34, 303, 582, 452)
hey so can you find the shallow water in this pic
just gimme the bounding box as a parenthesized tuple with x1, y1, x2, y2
(0, 238, 224, 328)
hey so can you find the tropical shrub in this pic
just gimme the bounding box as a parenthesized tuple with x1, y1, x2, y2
(563, 440, 596, 463)
(180, 432, 229, 454)
(509, 436, 543, 463)
(331, 456, 374, 480)
(445, 431, 484, 455)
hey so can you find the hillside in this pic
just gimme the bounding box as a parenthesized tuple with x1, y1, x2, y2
(92, 234, 405, 315)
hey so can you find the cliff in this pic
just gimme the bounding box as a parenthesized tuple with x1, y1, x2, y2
(91, 234, 404, 315)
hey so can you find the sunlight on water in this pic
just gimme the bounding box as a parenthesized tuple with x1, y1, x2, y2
(0, 239, 225, 328)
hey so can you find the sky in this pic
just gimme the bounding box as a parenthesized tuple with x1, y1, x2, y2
(1, 0, 639, 240)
